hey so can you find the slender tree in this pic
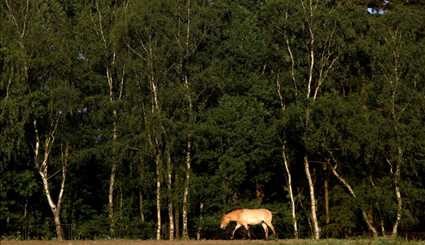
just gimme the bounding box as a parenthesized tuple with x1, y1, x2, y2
(91, 0, 128, 234)
(181, 0, 193, 239)
(300, 0, 337, 239)
(166, 150, 175, 240)
(382, 29, 404, 238)
(276, 75, 298, 239)
(327, 156, 379, 237)
(33, 117, 68, 240)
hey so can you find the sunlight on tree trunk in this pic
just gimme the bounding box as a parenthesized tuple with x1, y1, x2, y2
(34, 118, 68, 240)
(276, 76, 298, 239)
(155, 151, 162, 240)
(304, 156, 320, 240)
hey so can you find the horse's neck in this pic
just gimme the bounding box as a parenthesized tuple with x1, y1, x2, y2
(230, 210, 243, 220)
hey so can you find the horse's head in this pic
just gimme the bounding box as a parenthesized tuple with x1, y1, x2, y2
(220, 214, 230, 229)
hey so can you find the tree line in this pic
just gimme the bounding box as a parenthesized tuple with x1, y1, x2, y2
(1, 0, 425, 240)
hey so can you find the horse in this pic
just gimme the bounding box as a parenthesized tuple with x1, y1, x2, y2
(219, 208, 277, 240)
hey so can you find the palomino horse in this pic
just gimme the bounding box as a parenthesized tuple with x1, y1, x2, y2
(220, 208, 277, 240)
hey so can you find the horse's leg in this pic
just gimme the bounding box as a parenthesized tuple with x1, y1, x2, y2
(231, 223, 242, 240)
(243, 224, 251, 239)
(261, 223, 269, 240)
(266, 221, 277, 239)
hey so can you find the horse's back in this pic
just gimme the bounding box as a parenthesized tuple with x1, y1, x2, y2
(239, 208, 272, 224)
(245, 208, 272, 216)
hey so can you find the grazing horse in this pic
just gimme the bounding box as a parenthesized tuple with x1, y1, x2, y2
(219, 208, 277, 240)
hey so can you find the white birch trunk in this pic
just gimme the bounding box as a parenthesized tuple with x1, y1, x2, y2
(147, 47, 162, 240)
(387, 33, 403, 237)
(34, 120, 68, 240)
(389, 147, 402, 238)
(94, 1, 125, 233)
(392, 158, 402, 238)
(108, 143, 117, 235)
(304, 156, 320, 240)
(196, 202, 203, 240)
(282, 144, 298, 239)
(327, 159, 378, 237)
(167, 151, 175, 240)
(182, 0, 192, 240)
(276, 74, 299, 239)
(53, 210, 63, 240)
(301, 1, 321, 238)
(182, 136, 191, 240)
(106, 64, 121, 235)
(155, 151, 162, 240)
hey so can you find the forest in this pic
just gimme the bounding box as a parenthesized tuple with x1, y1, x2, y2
(1, 0, 425, 241)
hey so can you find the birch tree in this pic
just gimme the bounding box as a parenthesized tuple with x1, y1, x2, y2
(33, 116, 68, 240)
(381, 29, 405, 238)
(2, 0, 75, 240)
(90, 0, 128, 235)
(127, 11, 165, 239)
(181, 0, 193, 239)
(276, 75, 298, 238)
(327, 156, 379, 237)
(166, 149, 175, 240)
(300, 0, 338, 239)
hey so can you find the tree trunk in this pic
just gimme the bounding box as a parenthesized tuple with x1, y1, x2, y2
(108, 150, 117, 236)
(94, 1, 121, 233)
(299, 1, 337, 237)
(139, 191, 145, 223)
(139, 158, 145, 224)
(166, 151, 175, 240)
(93, 2, 127, 234)
(304, 156, 320, 240)
(182, 136, 191, 240)
(196, 202, 203, 240)
(255, 183, 264, 204)
(175, 199, 180, 239)
(380, 218, 386, 236)
(34, 119, 68, 240)
(182, 0, 192, 239)
(276, 63, 299, 240)
(327, 159, 378, 238)
(54, 211, 64, 240)
(363, 210, 378, 238)
(106, 58, 123, 236)
(391, 147, 403, 238)
(107, 104, 118, 235)
(324, 165, 330, 225)
(142, 37, 163, 240)
(282, 144, 299, 239)
(386, 31, 403, 238)
(302, 4, 321, 235)
(155, 151, 162, 240)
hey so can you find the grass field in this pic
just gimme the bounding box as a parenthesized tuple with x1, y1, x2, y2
(1, 239, 424, 245)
